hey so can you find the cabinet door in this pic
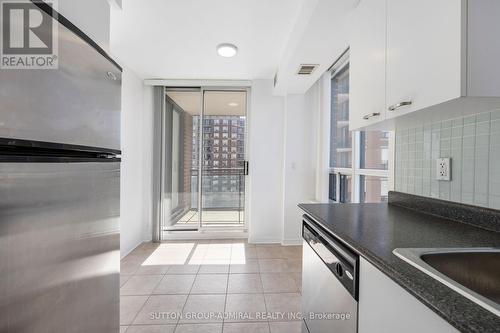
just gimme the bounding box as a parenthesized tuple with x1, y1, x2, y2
(386, 0, 464, 119)
(358, 258, 458, 333)
(349, 0, 386, 130)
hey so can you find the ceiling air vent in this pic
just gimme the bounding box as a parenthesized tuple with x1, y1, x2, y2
(296, 64, 318, 75)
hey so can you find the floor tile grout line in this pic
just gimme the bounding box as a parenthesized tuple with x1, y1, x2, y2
(126, 293, 153, 327)
(257, 269, 272, 333)
(221, 242, 233, 332)
(176, 242, 204, 330)
(121, 241, 302, 332)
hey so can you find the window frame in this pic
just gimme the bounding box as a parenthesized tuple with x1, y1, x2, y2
(329, 56, 392, 203)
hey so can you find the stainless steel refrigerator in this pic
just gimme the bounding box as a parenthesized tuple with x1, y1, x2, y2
(0, 2, 121, 332)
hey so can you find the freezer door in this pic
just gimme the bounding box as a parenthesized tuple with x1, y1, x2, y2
(0, 162, 120, 333)
(0, 2, 121, 150)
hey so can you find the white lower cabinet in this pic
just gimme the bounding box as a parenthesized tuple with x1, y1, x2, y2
(358, 257, 458, 333)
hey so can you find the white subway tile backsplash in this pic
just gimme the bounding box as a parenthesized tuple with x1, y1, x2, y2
(463, 123, 475, 137)
(395, 110, 500, 210)
(489, 195, 500, 208)
(491, 109, 500, 120)
(477, 112, 491, 123)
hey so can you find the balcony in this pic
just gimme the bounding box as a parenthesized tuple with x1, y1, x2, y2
(163, 168, 245, 230)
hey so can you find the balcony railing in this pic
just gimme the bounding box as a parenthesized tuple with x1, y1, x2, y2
(190, 168, 245, 211)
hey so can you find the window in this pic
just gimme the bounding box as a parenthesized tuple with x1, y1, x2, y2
(329, 57, 391, 203)
(360, 131, 389, 170)
(330, 64, 351, 168)
(359, 175, 388, 203)
(328, 173, 337, 201)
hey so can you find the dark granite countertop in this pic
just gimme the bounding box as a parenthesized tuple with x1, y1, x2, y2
(298, 201, 500, 333)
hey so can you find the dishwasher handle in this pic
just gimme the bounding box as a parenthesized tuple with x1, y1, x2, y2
(303, 215, 357, 266)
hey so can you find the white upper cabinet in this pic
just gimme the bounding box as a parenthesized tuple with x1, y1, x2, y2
(349, 0, 386, 130)
(467, 0, 500, 97)
(349, 0, 500, 130)
(385, 0, 463, 119)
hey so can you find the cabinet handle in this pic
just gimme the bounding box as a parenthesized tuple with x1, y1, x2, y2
(362, 112, 381, 120)
(106, 71, 118, 81)
(388, 101, 412, 112)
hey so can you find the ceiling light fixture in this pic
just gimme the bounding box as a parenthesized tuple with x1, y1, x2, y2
(228, 102, 239, 107)
(217, 43, 238, 58)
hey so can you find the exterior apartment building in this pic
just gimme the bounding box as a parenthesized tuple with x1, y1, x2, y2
(192, 115, 246, 209)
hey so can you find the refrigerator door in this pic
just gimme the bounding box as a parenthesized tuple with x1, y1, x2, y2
(0, 2, 121, 150)
(0, 161, 120, 333)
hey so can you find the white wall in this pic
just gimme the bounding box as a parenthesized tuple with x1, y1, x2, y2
(281, 90, 318, 244)
(120, 68, 154, 257)
(248, 80, 322, 244)
(58, 1, 154, 255)
(248, 80, 286, 243)
(58, 0, 111, 50)
(141, 86, 154, 242)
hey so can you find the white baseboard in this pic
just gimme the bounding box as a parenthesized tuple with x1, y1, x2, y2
(161, 231, 248, 241)
(120, 239, 143, 259)
(281, 238, 303, 246)
(247, 237, 281, 244)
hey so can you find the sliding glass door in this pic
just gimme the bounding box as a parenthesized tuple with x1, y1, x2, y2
(200, 90, 246, 228)
(161, 88, 247, 234)
(162, 89, 201, 231)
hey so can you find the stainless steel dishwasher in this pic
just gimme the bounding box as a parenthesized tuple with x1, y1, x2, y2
(301, 215, 359, 333)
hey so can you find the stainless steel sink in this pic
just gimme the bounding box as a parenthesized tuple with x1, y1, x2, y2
(393, 248, 500, 316)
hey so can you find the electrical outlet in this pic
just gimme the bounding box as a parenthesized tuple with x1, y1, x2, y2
(436, 158, 451, 181)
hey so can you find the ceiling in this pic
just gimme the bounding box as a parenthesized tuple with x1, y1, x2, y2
(273, 0, 359, 94)
(166, 90, 246, 116)
(110, 0, 305, 80)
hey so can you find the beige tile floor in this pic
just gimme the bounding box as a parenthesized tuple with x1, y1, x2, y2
(120, 240, 303, 333)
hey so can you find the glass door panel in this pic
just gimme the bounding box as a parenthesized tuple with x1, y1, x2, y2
(162, 89, 201, 231)
(200, 90, 247, 227)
